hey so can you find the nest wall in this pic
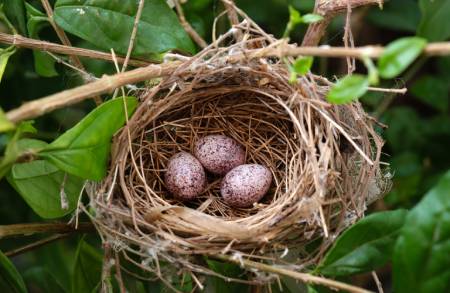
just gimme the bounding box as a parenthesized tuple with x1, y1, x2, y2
(88, 20, 387, 280)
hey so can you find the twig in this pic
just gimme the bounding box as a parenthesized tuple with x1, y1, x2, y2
(213, 254, 373, 293)
(4, 233, 70, 257)
(47, 51, 94, 79)
(221, 0, 242, 41)
(0, 222, 94, 238)
(371, 271, 384, 293)
(6, 62, 181, 123)
(4, 31, 448, 64)
(40, 0, 102, 105)
(373, 56, 428, 118)
(230, 42, 450, 60)
(221, 0, 240, 26)
(5, 41, 450, 123)
(0, 33, 150, 67)
(40, 0, 83, 70)
(367, 87, 407, 94)
(302, 0, 383, 46)
(122, 0, 145, 73)
(174, 0, 207, 48)
(115, 252, 127, 293)
(101, 243, 113, 293)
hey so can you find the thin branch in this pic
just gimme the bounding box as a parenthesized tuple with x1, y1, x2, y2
(40, 0, 84, 70)
(174, 0, 207, 48)
(374, 56, 428, 118)
(221, 0, 240, 26)
(5, 233, 70, 257)
(5, 41, 450, 123)
(367, 87, 407, 94)
(40, 0, 102, 104)
(6, 62, 181, 123)
(371, 271, 384, 293)
(101, 243, 114, 293)
(115, 252, 127, 293)
(302, 0, 383, 46)
(0, 33, 150, 67)
(221, 0, 242, 41)
(0, 222, 94, 238)
(227, 42, 450, 60)
(122, 0, 145, 73)
(213, 254, 372, 293)
(4, 31, 448, 65)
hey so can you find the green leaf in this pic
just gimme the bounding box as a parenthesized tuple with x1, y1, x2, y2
(362, 56, 379, 86)
(410, 75, 449, 112)
(23, 267, 66, 293)
(40, 97, 138, 180)
(417, 0, 450, 41)
(393, 171, 450, 293)
(318, 209, 408, 276)
(293, 56, 314, 75)
(7, 159, 85, 219)
(25, 3, 58, 77)
(4, 0, 27, 35)
(283, 5, 302, 38)
(0, 108, 15, 133)
(288, 56, 314, 83)
(326, 74, 369, 104)
(72, 239, 103, 293)
(0, 250, 27, 293)
(378, 37, 427, 79)
(0, 46, 17, 83)
(0, 121, 37, 179)
(301, 14, 323, 24)
(53, 0, 195, 58)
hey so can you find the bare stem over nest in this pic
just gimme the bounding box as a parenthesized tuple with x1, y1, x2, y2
(5, 40, 450, 123)
(0, 222, 94, 238)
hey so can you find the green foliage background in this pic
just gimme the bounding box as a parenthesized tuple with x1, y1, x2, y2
(0, 0, 449, 292)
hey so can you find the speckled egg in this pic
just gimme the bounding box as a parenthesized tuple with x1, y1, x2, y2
(164, 152, 206, 200)
(194, 135, 245, 175)
(220, 164, 272, 208)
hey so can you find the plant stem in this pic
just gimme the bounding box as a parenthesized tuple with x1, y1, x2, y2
(5, 233, 70, 257)
(174, 0, 207, 48)
(213, 254, 372, 293)
(0, 222, 94, 238)
(40, 0, 103, 104)
(5, 41, 450, 123)
(121, 0, 146, 73)
(6, 62, 181, 123)
(0, 33, 150, 67)
(374, 56, 428, 118)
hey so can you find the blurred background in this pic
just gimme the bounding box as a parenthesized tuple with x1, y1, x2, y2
(0, 0, 449, 291)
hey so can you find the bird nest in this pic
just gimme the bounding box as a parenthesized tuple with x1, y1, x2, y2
(87, 16, 387, 286)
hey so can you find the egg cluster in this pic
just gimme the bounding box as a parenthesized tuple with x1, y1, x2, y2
(164, 135, 272, 207)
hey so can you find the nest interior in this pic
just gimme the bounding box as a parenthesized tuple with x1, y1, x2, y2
(89, 19, 387, 279)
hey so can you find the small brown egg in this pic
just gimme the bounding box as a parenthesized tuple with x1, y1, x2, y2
(164, 152, 206, 200)
(194, 135, 245, 175)
(220, 164, 272, 208)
